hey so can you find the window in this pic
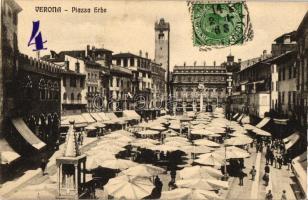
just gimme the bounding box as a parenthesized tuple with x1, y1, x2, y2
(63, 76, 66, 87)
(110, 78, 113, 87)
(282, 67, 286, 80)
(293, 64, 297, 78)
(130, 58, 135, 66)
(282, 92, 285, 104)
(142, 72, 146, 78)
(121, 80, 124, 87)
(75, 62, 80, 73)
(71, 93, 74, 101)
(63, 93, 67, 100)
(288, 66, 292, 79)
(70, 77, 77, 87)
(116, 78, 120, 87)
(116, 59, 121, 66)
(124, 58, 128, 67)
(80, 78, 84, 88)
(88, 86, 90, 92)
(77, 93, 82, 101)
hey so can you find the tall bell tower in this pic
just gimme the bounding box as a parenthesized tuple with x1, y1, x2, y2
(155, 18, 170, 95)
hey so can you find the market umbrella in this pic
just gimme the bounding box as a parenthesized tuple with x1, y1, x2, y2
(85, 125, 97, 130)
(194, 153, 224, 166)
(104, 131, 132, 139)
(139, 130, 160, 136)
(121, 164, 165, 177)
(161, 188, 222, 200)
(92, 122, 106, 128)
(224, 135, 253, 146)
(253, 128, 271, 136)
(149, 144, 180, 152)
(229, 130, 247, 137)
(0, 151, 20, 164)
(162, 129, 179, 137)
(214, 146, 250, 159)
(100, 159, 138, 170)
(97, 139, 129, 147)
(206, 126, 225, 134)
(194, 139, 220, 147)
(165, 136, 188, 143)
(87, 154, 116, 170)
(164, 140, 190, 147)
(243, 124, 256, 131)
(150, 125, 167, 131)
(181, 145, 214, 154)
(85, 149, 117, 156)
(134, 138, 160, 144)
(176, 178, 229, 190)
(131, 141, 156, 148)
(179, 165, 223, 179)
(104, 175, 154, 199)
(169, 123, 181, 130)
(191, 129, 215, 136)
(92, 144, 126, 154)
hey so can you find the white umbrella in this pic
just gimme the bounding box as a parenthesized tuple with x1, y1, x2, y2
(131, 141, 156, 148)
(169, 123, 181, 130)
(139, 130, 160, 136)
(195, 153, 224, 166)
(225, 135, 253, 146)
(253, 128, 271, 136)
(164, 140, 190, 147)
(194, 139, 220, 147)
(191, 129, 215, 136)
(121, 164, 165, 177)
(149, 144, 180, 152)
(104, 175, 154, 199)
(214, 146, 250, 159)
(85, 149, 117, 156)
(92, 144, 126, 153)
(92, 122, 106, 128)
(179, 165, 223, 179)
(206, 126, 225, 134)
(165, 136, 188, 143)
(87, 154, 116, 170)
(150, 125, 166, 131)
(181, 145, 214, 154)
(161, 188, 222, 200)
(97, 139, 129, 147)
(85, 125, 97, 130)
(176, 178, 228, 190)
(243, 124, 256, 131)
(134, 138, 160, 144)
(100, 159, 138, 170)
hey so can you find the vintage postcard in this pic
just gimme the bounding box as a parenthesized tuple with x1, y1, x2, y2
(0, 0, 307, 199)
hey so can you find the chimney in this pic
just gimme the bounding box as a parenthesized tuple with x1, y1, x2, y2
(194, 61, 197, 66)
(213, 61, 216, 66)
(238, 58, 242, 63)
(145, 52, 148, 58)
(139, 50, 142, 57)
(203, 61, 206, 66)
(184, 62, 186, 66)
(92, 46, 95, 50)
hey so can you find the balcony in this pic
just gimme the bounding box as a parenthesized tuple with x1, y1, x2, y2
(86, 92, 101, 98)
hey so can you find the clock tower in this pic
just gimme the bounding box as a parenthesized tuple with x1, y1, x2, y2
(155, 18, 170, 95)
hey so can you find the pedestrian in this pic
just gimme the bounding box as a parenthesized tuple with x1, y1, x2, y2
(238, 169, 245, 186)
(170, 169, 176, 183)
(265, 150, 270, 165)
(277, 155, 283, 169)
(250, 166, 257, 181)
(263, 172, 269, 186)
(256, 143, 259, 153)
(274, 155, 278, 168)
(281, 190, 287, 200)
(80, 132, 84, 146)
(264, 163, 270, 174)
(40, 157, 47, 176)
(265, 190, 273, 200)
(269, 150, 274, 166)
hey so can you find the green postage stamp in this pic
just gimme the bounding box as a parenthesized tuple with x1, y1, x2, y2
(189, 1, 253, 48)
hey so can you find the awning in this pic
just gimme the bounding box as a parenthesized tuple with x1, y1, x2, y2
(241, 115, 250, 124)
(292, 151, 307, 195)
(232, 113, 239, 120)
(160, 110, 167, 115)
(123, 110, 141, 121)
(256, 117, 271, 128)
(236, 114, 244, 122)
(283, 132, 300, 150)
(61, 115, 88, 127)
(97, 112, 111, 121)
(253, 128, 272, 137)
(11, 118, 46, 150)
(105, 113, 126, 124)
(0, 138, 20, 164)
(81, 113, 96, 123)
(90, 113, 104, 122)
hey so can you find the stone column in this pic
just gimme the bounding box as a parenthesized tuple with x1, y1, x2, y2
(74, 164, 78, 199)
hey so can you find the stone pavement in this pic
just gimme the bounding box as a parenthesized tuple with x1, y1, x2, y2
(0, 137, 98, 198)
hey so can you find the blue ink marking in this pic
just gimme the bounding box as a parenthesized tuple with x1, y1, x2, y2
(28, 21, 47, 51)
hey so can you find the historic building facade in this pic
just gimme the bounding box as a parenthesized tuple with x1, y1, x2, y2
(171, 62, 231, 112)
(151, 61, 166, 109)
(295, 12, 308, 130)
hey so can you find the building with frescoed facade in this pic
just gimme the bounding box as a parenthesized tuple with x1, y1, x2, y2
(171, 62, 231, 112)
(151, 61, 166, 109)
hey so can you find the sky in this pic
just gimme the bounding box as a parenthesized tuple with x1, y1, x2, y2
(16, 0, 308, 70)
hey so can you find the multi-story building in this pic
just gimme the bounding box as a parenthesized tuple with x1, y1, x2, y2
(295, 11, 308, 130)
(230, 51, 272, 120)
(171, 62, 231, 112)
(109, 65, 133, 111)
(43, 46, 112, 113)
(112, 51, 153, 111)
(151, 61, 166, 109)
